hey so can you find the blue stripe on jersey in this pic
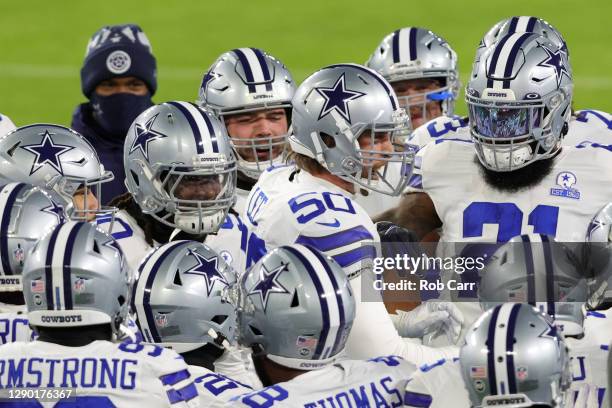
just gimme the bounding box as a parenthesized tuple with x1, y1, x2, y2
(295, 225, 373, 252)
(251, 48, 273, 91)
(166, 388, 183, 404)
(176, 382, 198, 402)
(160, 369, 190, 386)
(587, 310, 606, 318)
(601, 344, 609, 351)
(486, 305, 502, 395)
(541, 235, 556, 317)
(166, 102, 205, 154)
(409, 174, 423, 189)
(408, 27, 417, 61)
(326, 64, 398, 110)
(62, 222, 85, 310)
(486, 34, 513, 88)
(404, 391, 433, 407)
(189, 102, 218, 153)
(143, 241, 185, 342)
(332, 245, 377, 268)
(305, 245, 346, 356)
(505, 303, 521, 394)
(282, 246, 331, 360)
(521, 235, 536, 306)
(45, 224, 62, 310)
(232, 49, 257, 93)
(502, 33, 532, 89)
(391, 29, 401, 63)
(0, 183, 26, 275)
(575, 110, 612, 129)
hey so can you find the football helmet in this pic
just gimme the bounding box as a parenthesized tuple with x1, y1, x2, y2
(0, 182, 66, 291)
(584, 203, 612, 309)
(0, 124, 115, 221)
(479, 234, 587, 336)
(289, 63, 413, 195)
(467, 33, 573, 171)
(124, 101, 237, 234)
(474, 16, 570, 72)
(198, 48, 296, 180)
(239, 244, 355, 370)
(366, 27, 459, 131)
(460, 303, 571, 408)
(23, 221, 130, 334)
(132, 240, 238, 353)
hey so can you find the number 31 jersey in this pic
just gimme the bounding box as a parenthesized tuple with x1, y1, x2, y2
(416, 121, 612, 243)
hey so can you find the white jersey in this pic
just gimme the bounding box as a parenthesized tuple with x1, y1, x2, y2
(0, 303, 33, 344)
(189, 364, 252, 407)
(97, 210, 154, 272)
(417, 123, 612, 243)
(235, 186, 250, 216)
(244, 165, 459, 365)
(404, 358, 471, 408)
(227, 355, 415, 407)
(0, 113, 16, 136)
(567, 336, 610, 408)
(214, 345, 264, 390)
(564, 110, 611, 147)
(0, 340, 199, 407)
(582, 309, 612, 348)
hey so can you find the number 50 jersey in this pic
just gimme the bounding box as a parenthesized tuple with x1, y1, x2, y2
(416, 121, 612, 243)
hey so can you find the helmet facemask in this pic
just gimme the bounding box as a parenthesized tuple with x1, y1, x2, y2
(467, 89, 570, 172)
(142, 157, 237, 235)
(319, 109, 414, 196)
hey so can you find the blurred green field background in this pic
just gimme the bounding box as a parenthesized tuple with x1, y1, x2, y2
(1, 0, 610, 126)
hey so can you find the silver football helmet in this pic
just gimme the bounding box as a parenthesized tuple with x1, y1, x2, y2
(474, 16, 570, 73)
(124, 101, 237, 234)
(0, 182, 66, 291)
(467, 33, 573, 171)
(480, 234, 587, 336)
(460, 303, 571, 408)
(23, 221, 130, 334)
(289, 63, 413, 195)
(0, 124, 115, 220)
(132, 240, 238, 353)
(239, 244, 355, 370)
(366, 27, 459, 132)
(198, 48, 296, 180)
(584, 203, 612, 309)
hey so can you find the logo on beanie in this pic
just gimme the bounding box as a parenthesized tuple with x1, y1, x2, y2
(106, 50, 131, 74)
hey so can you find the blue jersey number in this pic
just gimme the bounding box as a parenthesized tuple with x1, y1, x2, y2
(288, 192, 355, 224)
(195, 372, 247, 396)
(463, 202, 559, 242)
(238, 385, 289, 408)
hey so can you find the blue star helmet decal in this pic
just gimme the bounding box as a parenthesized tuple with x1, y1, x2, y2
(184, 248, 228, 296)
(40, 199, 65, 224)
(129, 113, 168, 160)
(537, 45, 571, 88)
(315, 73, 365, 123)
(248, 262, 290, 311)
(20, 130, 75, 176)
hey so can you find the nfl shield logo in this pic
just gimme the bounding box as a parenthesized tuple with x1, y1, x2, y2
(13, 248, 25, 263)
(74, 278, 85, 293)
(155, 313, 168, 327)
(516, 366, 528, 381)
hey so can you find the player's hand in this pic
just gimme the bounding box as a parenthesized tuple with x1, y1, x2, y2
(391, 301, 464, 341)
(572, 383, 599, 408)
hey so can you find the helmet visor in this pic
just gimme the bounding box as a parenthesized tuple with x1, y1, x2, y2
(470, 105, 533, 138)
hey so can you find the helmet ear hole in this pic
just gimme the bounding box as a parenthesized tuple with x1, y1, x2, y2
(249, 324, 263, 336)
(290, 290, 299, 308)
(173, 269, 182, 286)
(92, 240, 101, 254)
(320, 133, 336, 149)
(211, 315, 227, 325)
(118, 295, 125, 306)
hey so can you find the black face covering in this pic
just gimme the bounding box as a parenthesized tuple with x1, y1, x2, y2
(90, 93, 153, 139)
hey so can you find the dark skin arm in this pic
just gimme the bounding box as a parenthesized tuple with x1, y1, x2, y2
(374, 192, 442, 241)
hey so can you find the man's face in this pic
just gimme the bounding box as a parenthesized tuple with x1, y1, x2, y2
(392, 78, 444, 128)
(94, 76, 148, 96)
(72, 187, 99, 222)
(169, 174, 222, 202)
(224, 108, 288, 163)
(357, 130, 393, 177)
